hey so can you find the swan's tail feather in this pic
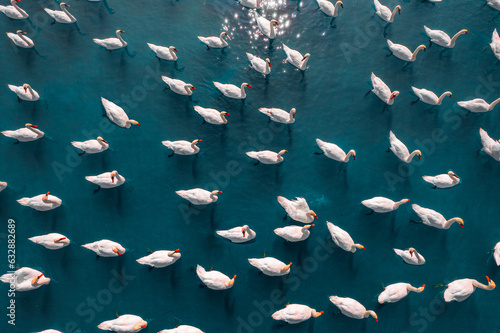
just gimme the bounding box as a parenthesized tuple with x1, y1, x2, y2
(17, 198, 30, 206)
(246, 151, 259, 159)
(0, 272, 14, 283)
(162, 141, 173, 149)
(71, 141, 83, 150)
(7, 84, 17, 92)
(196, 264, 206, 278)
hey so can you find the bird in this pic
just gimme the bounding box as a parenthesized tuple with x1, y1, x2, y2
(162, 76, 195, 96)
(198, 32, 229, 48)
(316, 139, 356, 162)
(493, 242, 500, 266)
(490, 29, 500, 60)
(2, 123, 44, 142)
(329, 296, 378, 321)
(44, 2, 76, 23)
(17, 192, 61, 211)
(246, 150, 287, 165)
(457, 97, 500, 113)
(362, 197, 409, 213)
(0, 267, 50, 291)
(196, 265, 236, 290)
(411, 87, 452, 105)
(374, 0, 400, 23)
(277, 196, 317, 223)
(487, 0, 500, 11)
(93, 30, 127, 50)
(147, 43, 178, 61)
(378, 283, 425, 304)
(422, 171, 460, 189)
(101, 97, 140, 128)
(158, 326, 204, 333)
(412, 204, 464, 229)
(258, 108, 296, 124)
(36, 330, 63, 333)
(387, 40, 426, 62)
(274, 224, 314, 242)
(0, 182, 7, 192)
(193, 106, 229, 125)
(283, 44, 310, 70)
(248, 257, 292, 276)
(326, 222, 364, 252)
(253, 11, 279, 39)
(136, 249, 181, 268)
(176, 188, 221, 205)
(85, 171, 125, 190)
(246, 53, 271, 76)
(72, 137, 109, 155)
(388, 131, 422, 163)
(370, 73, 399, 105)
(480, 128, 500, 161)
(216, 225, 256, 243)
(29, 233, 70, 250)
(213, 81, 251, 99)
(272, 304, 323, 324)
(394, 248, 426, 265)
(97, 315, 147, 332)
(316, 0, 343, 18)
(424, 26, 467, 48)
(0, 0, 29, 19)
(162, 139, 201, 156)
(444, 277, 496, 302)
(6, 30, 33, 48)
(238, 0, 261, 8)
(82, 239, 125, 257)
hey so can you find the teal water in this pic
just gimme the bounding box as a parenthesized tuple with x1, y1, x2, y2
(1, 0, 499, 332)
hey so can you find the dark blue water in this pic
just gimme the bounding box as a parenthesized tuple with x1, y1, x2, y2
(1, 0, 499, 332)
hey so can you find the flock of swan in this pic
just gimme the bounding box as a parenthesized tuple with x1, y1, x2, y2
(1, 0, 500, 332)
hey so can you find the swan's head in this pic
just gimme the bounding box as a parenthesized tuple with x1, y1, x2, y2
(396, 5, 401, 14)
(16, 30, 26, 35)
(25, 123, 37, 128)
(302, 53, 311, 61)
(110, 170, 119, 183)
(408, 247, 416, 256)
(282, 262, 292, 271)
(420, 45, 427, 52)
(168, 249, 181, 257)
(277, 149, 288, 158)
(291, 108, 296, 117)
(211, 190, 223, 196)
(186, 84, 195, 91)
(61, 2, 69, 7)
(112, 246, 124, 256)
(42, 191, 50, 201)
(221, 111, 229, 116)
(312, 310, 324, 318)
(265, 58, 271, 67)
(97, 136, 107, 143)
(390, 91, 400, 100)
(417, 284, 426, 292)
(448, 171, 459, 178)
(169, 46, 178, 52)
(241, 225, 250, 237)
(192, 139, 202, 145)
(22, 83, 30, 92)
(136, 321, 147, 329)
(54, 237, 69, 244)
(308, 210, 318, 219)
(349, 150, 356, 160)
(462, 29, 468, 35)
(455, 218, 464, 228)
(243, 82, 251, 88)
(31, 273, 50, 286)
(336, 1, 343, 8)
(270, 19, 279, 26)
(486, 276, 496, 289)
(355, 244, 365, 250)
(116, 30, 125, 34)
(414, 150, 422, 159)
(130, 120, 140, 126)
(220, 31, 229, 39)
(303, 224, 315, 230)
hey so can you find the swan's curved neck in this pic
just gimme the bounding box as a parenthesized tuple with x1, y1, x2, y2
(411, 46, 425, 61)
(413, 250, 423, 261)
(99, 140, 106, 146)
(18, 33, 32, 45)
(344, 150, 355, 162)
(351, 244, 363, 252)
(289, 110, 295, 121)
(393, 199, 407, 209)
(334, 1, 342, 14)
(300, 55, 310, 70)
(269, 21, 275, 36)
(437, 92, 452, 104)
(406, 285, 422, 293)
(209, 192, 218, 201)
(389, 6, 399, 21)
(472, 280, 494, 290)
(449, 30, 466, 47)
(406, 151, 420, 162)
(240, 84, 246, 96)
(444, 218, 460, 228)
(220, 113, 228, 123)
(219, 32, 226, 42)
(28, 127, 42, 135)
(169, 48, 175, 58)
(191, 141, 200, 150)
(184, 85, 192, 94)
(116, 32, 126, 46)
(488, 97, 500, 111)
(12, 0, 22, 12)
(42, 196, 56, 204)
(364, 310, 377, 320)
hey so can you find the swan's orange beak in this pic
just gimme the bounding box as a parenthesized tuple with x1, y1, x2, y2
(460, 224, 463, 228)
(102, 139, 108, 143)
(174, 249, 180, 253)
(410, 252, 413, 257)
(112, 247, 121, 255)
(111, 175, 115, 183)
(247, 84, 252, 88)
(268, 62, 271, 67)
(353, 156, 356, 160)
(64, 4, 70, 7)
(198, 139, 202, 142)
(311, 224, 315, 227)
(418, 155, 421, 160)
(45, 191, 50, 196)
(191, 87, 196, 90)
(242, 228, 246, 237)
(225, 113, 229, 115)
(390, 95, 396, 100)
(218, 191, 223, 193)
(398, 9, 400, 14)
(314, 215, 318, 219)
(31, 125, 38, 128)
(275, 22, 279, 26)
(120, 30, 125, 33)
(24, 87, 27, 92)
(487, 276, 491, 282)
(174, 48, 178, 52)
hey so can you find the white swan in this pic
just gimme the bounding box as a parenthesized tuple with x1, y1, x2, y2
(457, 97, 500, 113)
(17, 192, 61, 211)
(44, 2, 76, 23)
(411, 87, 452, 105)
(329, 296, 378, 321)
(0, 0, 28, 19)
(246, 53, 271, 76)
(361, 197, 409, 213)
(37, 330, 63, 333)
(326, 222, 364, 253)
(239, 0, 261, 9)
(494, 242, 500, 266)
(444, 277, 495, 302)
(412, 204, 464, 229)
(159, 325, 203, 333)
(317, 0, 343, 17)
(0, 267, 50, 291)
(147, 43, 178, 61)
(2, 123, 44, 142)
(389, 131, 421, 163)
(162, 76, 195, 96)
(378, 283, 425, 304)
(248, 257, 292, 276)
(277, 196, 317, 223)
(194, 106, 228, 125)
(162, 139, 201, 156)
(82, 239, 125, 257)
(371, 73, 399, 105)
(8, 83, 39, 101)
(216, 225, 256, 243)
(198, 32, 229, 48)
(86, 170, 125, 189)
(422, 171, 460, 188)
(480, 128, 500, 161)
(196, 265, 236, 290)
(283, 44, 310, 70)
(424, 26, 467, 48)
(490, 29, 500, 60)
(101, 97, 139, 128)
(387, 39, 426, 62)
(94, 30, 127, 50)
(316, 138, 355, 162)
(98, 315, 147, 332)
(214, 81, 251, 99)
(394, 247, 426, 265)
(274, 224, 314, 242)
(136, 249, 181, 268)
(246, 150, 287, 164)
(259, 107, 296, 124)
(176, 188, 221, 205)
(72, 137, 108, 155)
(0, 181, 7, 192)
(487, 0, 500, 11)
(253, 11, 279, 39)
(29, 233, 70, 250)
(374, 0, 400, 23)
(272, 304, 323, 324)
(6, 30, 33, 48)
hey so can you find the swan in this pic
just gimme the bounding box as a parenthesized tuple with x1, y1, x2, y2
(422, 171, 460, 188)
(86, 170, 125, 190)
(317, 0, 343, 17)
(480, 128, 500, 161)
(162, 139, 201, 156)
(176, 188, 221, 205)
(0, 0, 28, 19)
(6, 30, 33, 48)
(362, 197, 409, 213)
(162, 76, 195, 96)
(387, 39, 426, 62)
(37, 330, 63, 333)
(44, 2, 76, 23)
(196, 265, 236, 290)
(277, 196, 317, 223)
(193, 106, 228, 125)
(147, 43, 178, 61)
(487, 0, 500, 11)
(424, 26, 467, 48)
(0, 267, 50, 291)
(82, 239, 125, 257)
(272, 304, 323, 324)
(2, 123, 44, 142)
(374, 0, 400, 23)
(412, 204, 464, 229)
(274, 224, 314, 242)
(29, 233, 70, 250)
(216, 225, 256, 243)
(326, 221, 364, 253)
(101, 97, 139, 128)
(0, 181, 7, 192)
(394, 247, 426, 265)
(316, 138, 356, 162)
(198, 32, 229, 48)
(8, 83, 39, 101)
(490, 29, 500, 60)
(246, 150, 287, 164)
(213, 81, 251, 99)
(94, 30, 127, 50)
(494, 242, 500, 266)
(370, 73, 399, 105)
(159, 326, 204, 333)
(246, 53, 271, 76)
(378, 283, 425, 304)
(411, 87, 452, 105)
(17, 192, 61, 211)
(388, 131, 422, 163)
(457, 97, 500, 113)
(253, 11, 279, 39)
(259, 108, 295, 124)
(283, 44, 310, 70)
(444, 277, 495, 302)
(72, 137, 109, 155)
(248, 257, 292, 276)
(98, 315, 147, 332)
(239, 0, 261, 8)
(136, 249, 181, 268)
(329, 296, 378, 321)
